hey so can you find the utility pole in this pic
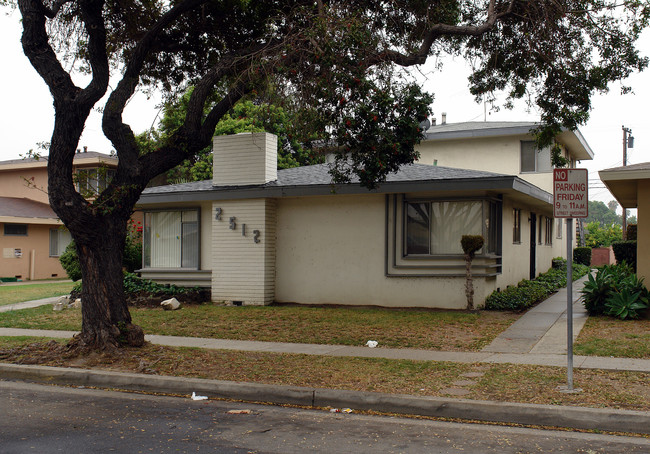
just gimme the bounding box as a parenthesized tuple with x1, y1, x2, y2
(622, 126, 634, 239)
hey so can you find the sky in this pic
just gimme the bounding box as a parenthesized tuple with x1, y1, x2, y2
(1, 10, 649, 206)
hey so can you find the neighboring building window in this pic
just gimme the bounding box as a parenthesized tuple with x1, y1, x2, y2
(49, 228, 72, 257)
(556, 218, 563, 239)
(4, 223, 28, 236)
(520, 141, 552, 173)
(513, 209, 521, 244)
(405, 199, 500, 256)
(545, 217, 553, 245)
(538, 215, 543, 244)
(143, 209, 199, 268)
(76, 167, 116, 196)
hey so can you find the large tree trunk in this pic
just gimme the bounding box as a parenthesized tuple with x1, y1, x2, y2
(73, 217, 144, 350)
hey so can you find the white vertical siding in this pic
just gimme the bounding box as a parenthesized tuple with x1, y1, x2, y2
(212, 133, 277, 186)
(211, 199, 276, 305)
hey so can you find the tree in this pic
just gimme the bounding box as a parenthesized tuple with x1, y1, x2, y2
(12, 0, 650, 349)
(585, 200, 621, 227)
(139, 93, 323, 183)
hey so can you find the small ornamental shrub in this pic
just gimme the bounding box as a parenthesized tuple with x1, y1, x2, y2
(484, 263, 589, 311)
(551, 257, 566, 269)
(573, 247, 592, 267)
(612, 241, 637, 272)
(461, 235, 484, 310)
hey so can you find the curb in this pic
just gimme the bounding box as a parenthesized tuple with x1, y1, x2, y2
(2, 363, 649, 435)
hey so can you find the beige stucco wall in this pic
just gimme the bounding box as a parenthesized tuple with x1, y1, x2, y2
(0, 168, 50, 204)
(211, 198, 276, 305)
(275, 194, 495, 309)
(637, 180, 650, 281)
(416, 135, 559, 193)
(0, 223, 67, 280)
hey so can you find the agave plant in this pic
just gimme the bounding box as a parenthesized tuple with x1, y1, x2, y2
(605, 290, 649, 320)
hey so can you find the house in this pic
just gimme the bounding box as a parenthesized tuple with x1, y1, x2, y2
(136, 124, 593, 309)
(599, 162, 650, 281)
(0, 150, 118, 281)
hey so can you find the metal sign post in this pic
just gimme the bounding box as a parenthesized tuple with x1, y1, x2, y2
(553, 169, 588, 392)
(566, 218, 573, 390)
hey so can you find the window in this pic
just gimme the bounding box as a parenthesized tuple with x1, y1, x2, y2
(545, 217, 553, 245)
(538, 215, 543, 244)
(513, 209, 521, 244)
(556, 218, 563, 239)
(405, 199, 500, 256)
(520, 141, 552, 173)
(76, 167, 116, 196)
(49, 228, 72, 257)
(4, 223, 27, 236)
(144, 209, 199, 268)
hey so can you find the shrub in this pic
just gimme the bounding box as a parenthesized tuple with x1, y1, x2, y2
(573, 247, 591, 266)
(627, 224, 637, 241)
(580, 263, 649, 319)
(484, 263, 589, 311)
(59, 242, 82, 281)
(605, 288, 648, 320)
(551, 257, 566, 269)
(612, 240, 637, 272)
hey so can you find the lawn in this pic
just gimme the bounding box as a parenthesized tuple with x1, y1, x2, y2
(0, 303, 519, 351)
(574, 315, 650, 359)
(1, 337, 648, 412)
(0, 282, 74, 307)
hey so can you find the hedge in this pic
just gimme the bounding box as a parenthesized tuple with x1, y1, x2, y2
(573, 247, 591, 266)
(612, 240, 637, 272)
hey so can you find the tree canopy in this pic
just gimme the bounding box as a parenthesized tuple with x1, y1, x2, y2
(12, 0, 650, 349)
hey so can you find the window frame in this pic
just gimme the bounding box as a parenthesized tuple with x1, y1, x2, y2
(513, 208, 521, 244)
(403, 197, 501, 258)
(143, 208, 200, 269)
(49, 227, 72, 257)
(4, 223, 28, 236)
(556, 218, 563, 239)
(545, 217, 553, 246)
(520, 140, 552, 173)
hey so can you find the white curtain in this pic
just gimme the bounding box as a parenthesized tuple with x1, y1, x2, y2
(149, 211, 182, 267)
(430, 201, 483, 254)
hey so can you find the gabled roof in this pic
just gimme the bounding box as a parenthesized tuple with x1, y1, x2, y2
(424, 121, 594, 161)
(0, 197, 60, 225)
(139, 162, 553, 209)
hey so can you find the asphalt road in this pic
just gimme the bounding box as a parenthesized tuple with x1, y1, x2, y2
(1, 380, 648, 453)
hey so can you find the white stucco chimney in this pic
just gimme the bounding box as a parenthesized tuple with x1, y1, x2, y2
(441, 112, 447, 125)
(212, 132, 278, 186)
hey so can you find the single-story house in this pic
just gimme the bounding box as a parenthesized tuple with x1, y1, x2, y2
(136, 132, 578, 309)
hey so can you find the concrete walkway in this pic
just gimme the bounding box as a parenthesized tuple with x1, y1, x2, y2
(2, 275, 649, 374)
(482, 275, 590, 354)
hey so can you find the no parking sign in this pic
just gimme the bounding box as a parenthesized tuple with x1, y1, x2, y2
(553, 168, 588, 218)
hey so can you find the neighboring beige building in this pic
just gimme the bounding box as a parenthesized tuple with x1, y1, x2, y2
(599, 162, 650, 281)
(0, 150, 118, 281)
(137, 125, 593, 309)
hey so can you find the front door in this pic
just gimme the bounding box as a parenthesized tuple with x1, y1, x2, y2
(529, 213, 537, 280)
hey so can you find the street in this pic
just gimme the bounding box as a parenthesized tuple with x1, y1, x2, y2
(1, 379, 648, 453)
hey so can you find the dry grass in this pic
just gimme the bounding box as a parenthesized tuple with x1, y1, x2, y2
(1, 338, 648, 412)
(0, 304, 519, 351)
(575, 315, 650, 359)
